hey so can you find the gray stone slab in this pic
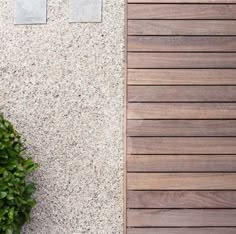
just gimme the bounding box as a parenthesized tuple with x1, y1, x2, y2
(70, 0, 102, 23)
(15, 0, 47, 25)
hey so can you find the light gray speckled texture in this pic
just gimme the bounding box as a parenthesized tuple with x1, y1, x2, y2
(15, 0, 47, 24)
(70, 0, 102, 23)
(0, 0, 124, 233)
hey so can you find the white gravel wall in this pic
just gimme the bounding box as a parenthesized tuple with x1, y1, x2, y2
(0, 0, 124, 233)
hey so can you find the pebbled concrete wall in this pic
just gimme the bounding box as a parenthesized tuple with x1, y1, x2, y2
(0, 0, 124, 233)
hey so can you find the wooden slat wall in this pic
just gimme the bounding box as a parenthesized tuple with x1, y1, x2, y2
(126, 0, 236, 233)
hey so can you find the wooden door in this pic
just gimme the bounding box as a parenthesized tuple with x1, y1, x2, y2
(125, 0, 236, 233)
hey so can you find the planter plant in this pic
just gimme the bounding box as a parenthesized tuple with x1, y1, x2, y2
(0, 114, 38, 234)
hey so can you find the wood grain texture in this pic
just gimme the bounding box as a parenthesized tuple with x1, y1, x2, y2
(127, 209, 236, 227)
(127, 191, 236, 208)
(127, 173, 236, 190)
(127, 155, 236, 172)
(127, 120, 236, 136)
(127, 137, 236, 154)
(128, 4, 236, 19)
(128, 53, 236, 68)
(128, 36, 236, 52)
(128, 86, 236, 102)
(128, 103, 236, 119)
(128, 69, 236, 85)
(126, 1, 236, 231)
(128, 20, 236, 35)
(128, 0, 236, 2)
(127, 228, 236, 234)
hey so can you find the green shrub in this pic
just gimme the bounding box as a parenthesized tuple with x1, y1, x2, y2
(0, 114, 38, 234)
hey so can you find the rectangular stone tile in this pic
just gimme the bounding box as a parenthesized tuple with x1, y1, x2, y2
(15, 0, 47, 25)
(70, 0, 102, 23)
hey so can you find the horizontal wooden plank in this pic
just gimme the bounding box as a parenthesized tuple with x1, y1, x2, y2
(128, 191, 236, 208)
(128, 69, 236, 85)
(127, 155, 236, 172)
(127, 173, 236, 190)
(127, 228, 236, 234)
(128, 86, 236, 102)
(128, 103, 236, 119)
(127, 120, 236, 136)
(128, 4, 236, 19)
(128, 20, 236, 35)
(128, 0, 236, 2)
(128, 36, 236, 52)
(128, 53, 236, 69)
(127, 137, 236, 154)
(127, 209, 236, 227)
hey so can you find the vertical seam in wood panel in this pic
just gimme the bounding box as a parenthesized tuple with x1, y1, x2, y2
(124, 0, 128, 233)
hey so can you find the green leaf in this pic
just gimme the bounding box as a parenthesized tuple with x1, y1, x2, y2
(6, 229, 13, 234)
(25, 184, 36, 195)
(14, 143, 21, 153)
(0, 192, 7, 199)
(8, 208, 14, 221)
(0, 114, 38, 233)
(26, 198, 37, 207)
(6, 194, 14, 201)
(0, 200, 4, 207)
(7, 149, 17, 158)
(16, 164, 24, 171)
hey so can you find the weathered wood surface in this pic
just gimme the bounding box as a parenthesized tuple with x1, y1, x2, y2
(127, 120, 236, 136)
(127, 209, 236, 227)
(127, 155, 236, 172)
(128, 69, 236, 85)
(128, 191, 236, 208)
(128, 20, 236, 35)
(128, 53, 236, 68)
(128, 0, 236, 2)
(128, 173, 236, 190)
(126, 0, 236, 231)
(127, 137, 236, 154)
(128, 103, 236, 119)
(128, 36, 236, 52)
(128, 86, 236, 102)
(127, 228, 236, 234)
(128, 4, 236, 19)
